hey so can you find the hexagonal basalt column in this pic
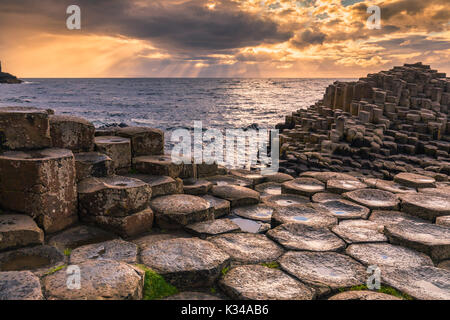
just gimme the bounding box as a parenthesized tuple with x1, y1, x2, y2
(0, 271, 43, 300)
(279, 251, 366, 294)
(78, 176, 152, 218)
(49, 115, 95, 152)
(315, 200, 370, 220)
(74, 152, 114, 182)
(384, 221, 450, 263)
(94, 136, 131, 174)
(394, 173, 436, 188)
(116, 126, 164, 157)
(220, 265, 315, 300)
(326, 179, 368, 194)
(332, 219, 386, 244)
(140, 238, 230, 289)
(0, 107, 51, 150)
(399, 193, 450, 221)
(267, 223, 345, 252)
(282, 178, 325, 197)
(272, 205, 337, 228)
(133, 154, 183, 178)
(0, 148, 78, 233)
(343, 189, 399, 210)
(150, 194, 214, 229)
(125, 174, 183, 197)
(211, 185, 260, 208)
(208, 233, 284, 264)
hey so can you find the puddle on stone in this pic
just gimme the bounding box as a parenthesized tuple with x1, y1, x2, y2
(1, 255, 51, 271)
(334, 211, 346, 215)
(293, 216, 309, 221)
(276, 199, 297, 206)
(230, 217, 263, 233)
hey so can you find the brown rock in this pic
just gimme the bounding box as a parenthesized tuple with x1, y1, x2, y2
(94, 136, 131, 173)
(116, 126, 164, 156)
(49, 115, 95, 152)
(0, 214, 44, 251)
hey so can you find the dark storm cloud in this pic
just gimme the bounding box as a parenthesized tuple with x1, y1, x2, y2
(291, 29, 326, 48)
(0, 0, 293, 54)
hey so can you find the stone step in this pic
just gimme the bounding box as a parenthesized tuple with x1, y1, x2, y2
(94, 136, 131, 174)
(0, 214, 44, 252)
(49, 115, 95, 152)
(74, 152, 114, 182)
(0, 271, 43, 300)
(133, 154, 183, 178)
(125, 174, 183, 197)
(211, 185, 260, 208)
(282, 178, 325, 197)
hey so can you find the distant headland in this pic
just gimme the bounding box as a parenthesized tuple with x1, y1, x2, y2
(0, 61, 23, 84)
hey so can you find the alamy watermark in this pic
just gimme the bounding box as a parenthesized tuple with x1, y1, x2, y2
(66, 5, 81, 30)
(170, 121, 279, 175)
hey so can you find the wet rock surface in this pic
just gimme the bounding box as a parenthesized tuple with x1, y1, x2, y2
(272, 205, 338, 228)
(267, 223, 345, 252)
(262, 194, 310, 208)
(209, 233, 284, 264)
(220, 265, 315, 300)
(232, 204, 274, 223)
(141, 238, 230, 289)
(254, 182, 282, 198)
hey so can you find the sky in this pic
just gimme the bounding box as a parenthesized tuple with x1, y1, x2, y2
(0, 0, 449, 78)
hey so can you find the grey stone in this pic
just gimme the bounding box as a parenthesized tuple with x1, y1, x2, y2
(209, 233, 284, 264)
(220, 265, 315, 300)
(267, 223, 345, 252)
(43, 259, 144, 300)
(0, 271, 43, 300)
(141, 238, 230, 289)
(332, 220, 387, 243)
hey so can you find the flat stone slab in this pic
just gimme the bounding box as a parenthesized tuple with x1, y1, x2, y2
(385, 221, 450, 262)
(315, 200, 370, 220)
(331, 220, 387, 243)
(95, 136, 131, 172)
(328, 290, 401, 300)
(74, 152, 114, 182)
(69, 239, 138, 264)
(201, 195, 230, 218)
(279, 251, 366, 291)
(185, 219, 240, 238)
(141, 238, 230, 289)
(381, 266, 450, 300)
(326, 179, 367, 194)
(205, 175, 252, 188)
(420, 185, 450, 198)
(267, 223, 345, 252)
(300, 172, 358, 183)
(220, 265, 315, 300)
(209, 233, 284, 264)
(282, 178, 325, 197)
(369, 210, 427, 227)
(0, 214, 44, 251)
(346, 243, 433, 269)
(272, 205, 337, 228)
(344, 189, 399, 210)
(399, 193, 450, 221)
(47, 225, 117, 251)
(43, 259, 144, 300)
(164, 292, 222, 300)
(232, 204, 274, 222)
(131, 230, 192, 250)
(211, 185, 260, 208)
(0, 271, 43, 300)
(394, 173, 436, 188)
(365, 178, 417, 194)
(436, 216, 450, 227)
(229, 217, 270, 234)
(262, 194, 310, 208)
(151, 194, 214, 228)
(312, 192, 343, 203)
(0, 245, 66, 277)
(255, 182, 282, 198)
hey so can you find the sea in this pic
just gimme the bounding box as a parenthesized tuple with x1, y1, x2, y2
(0, 78, 352, 150)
